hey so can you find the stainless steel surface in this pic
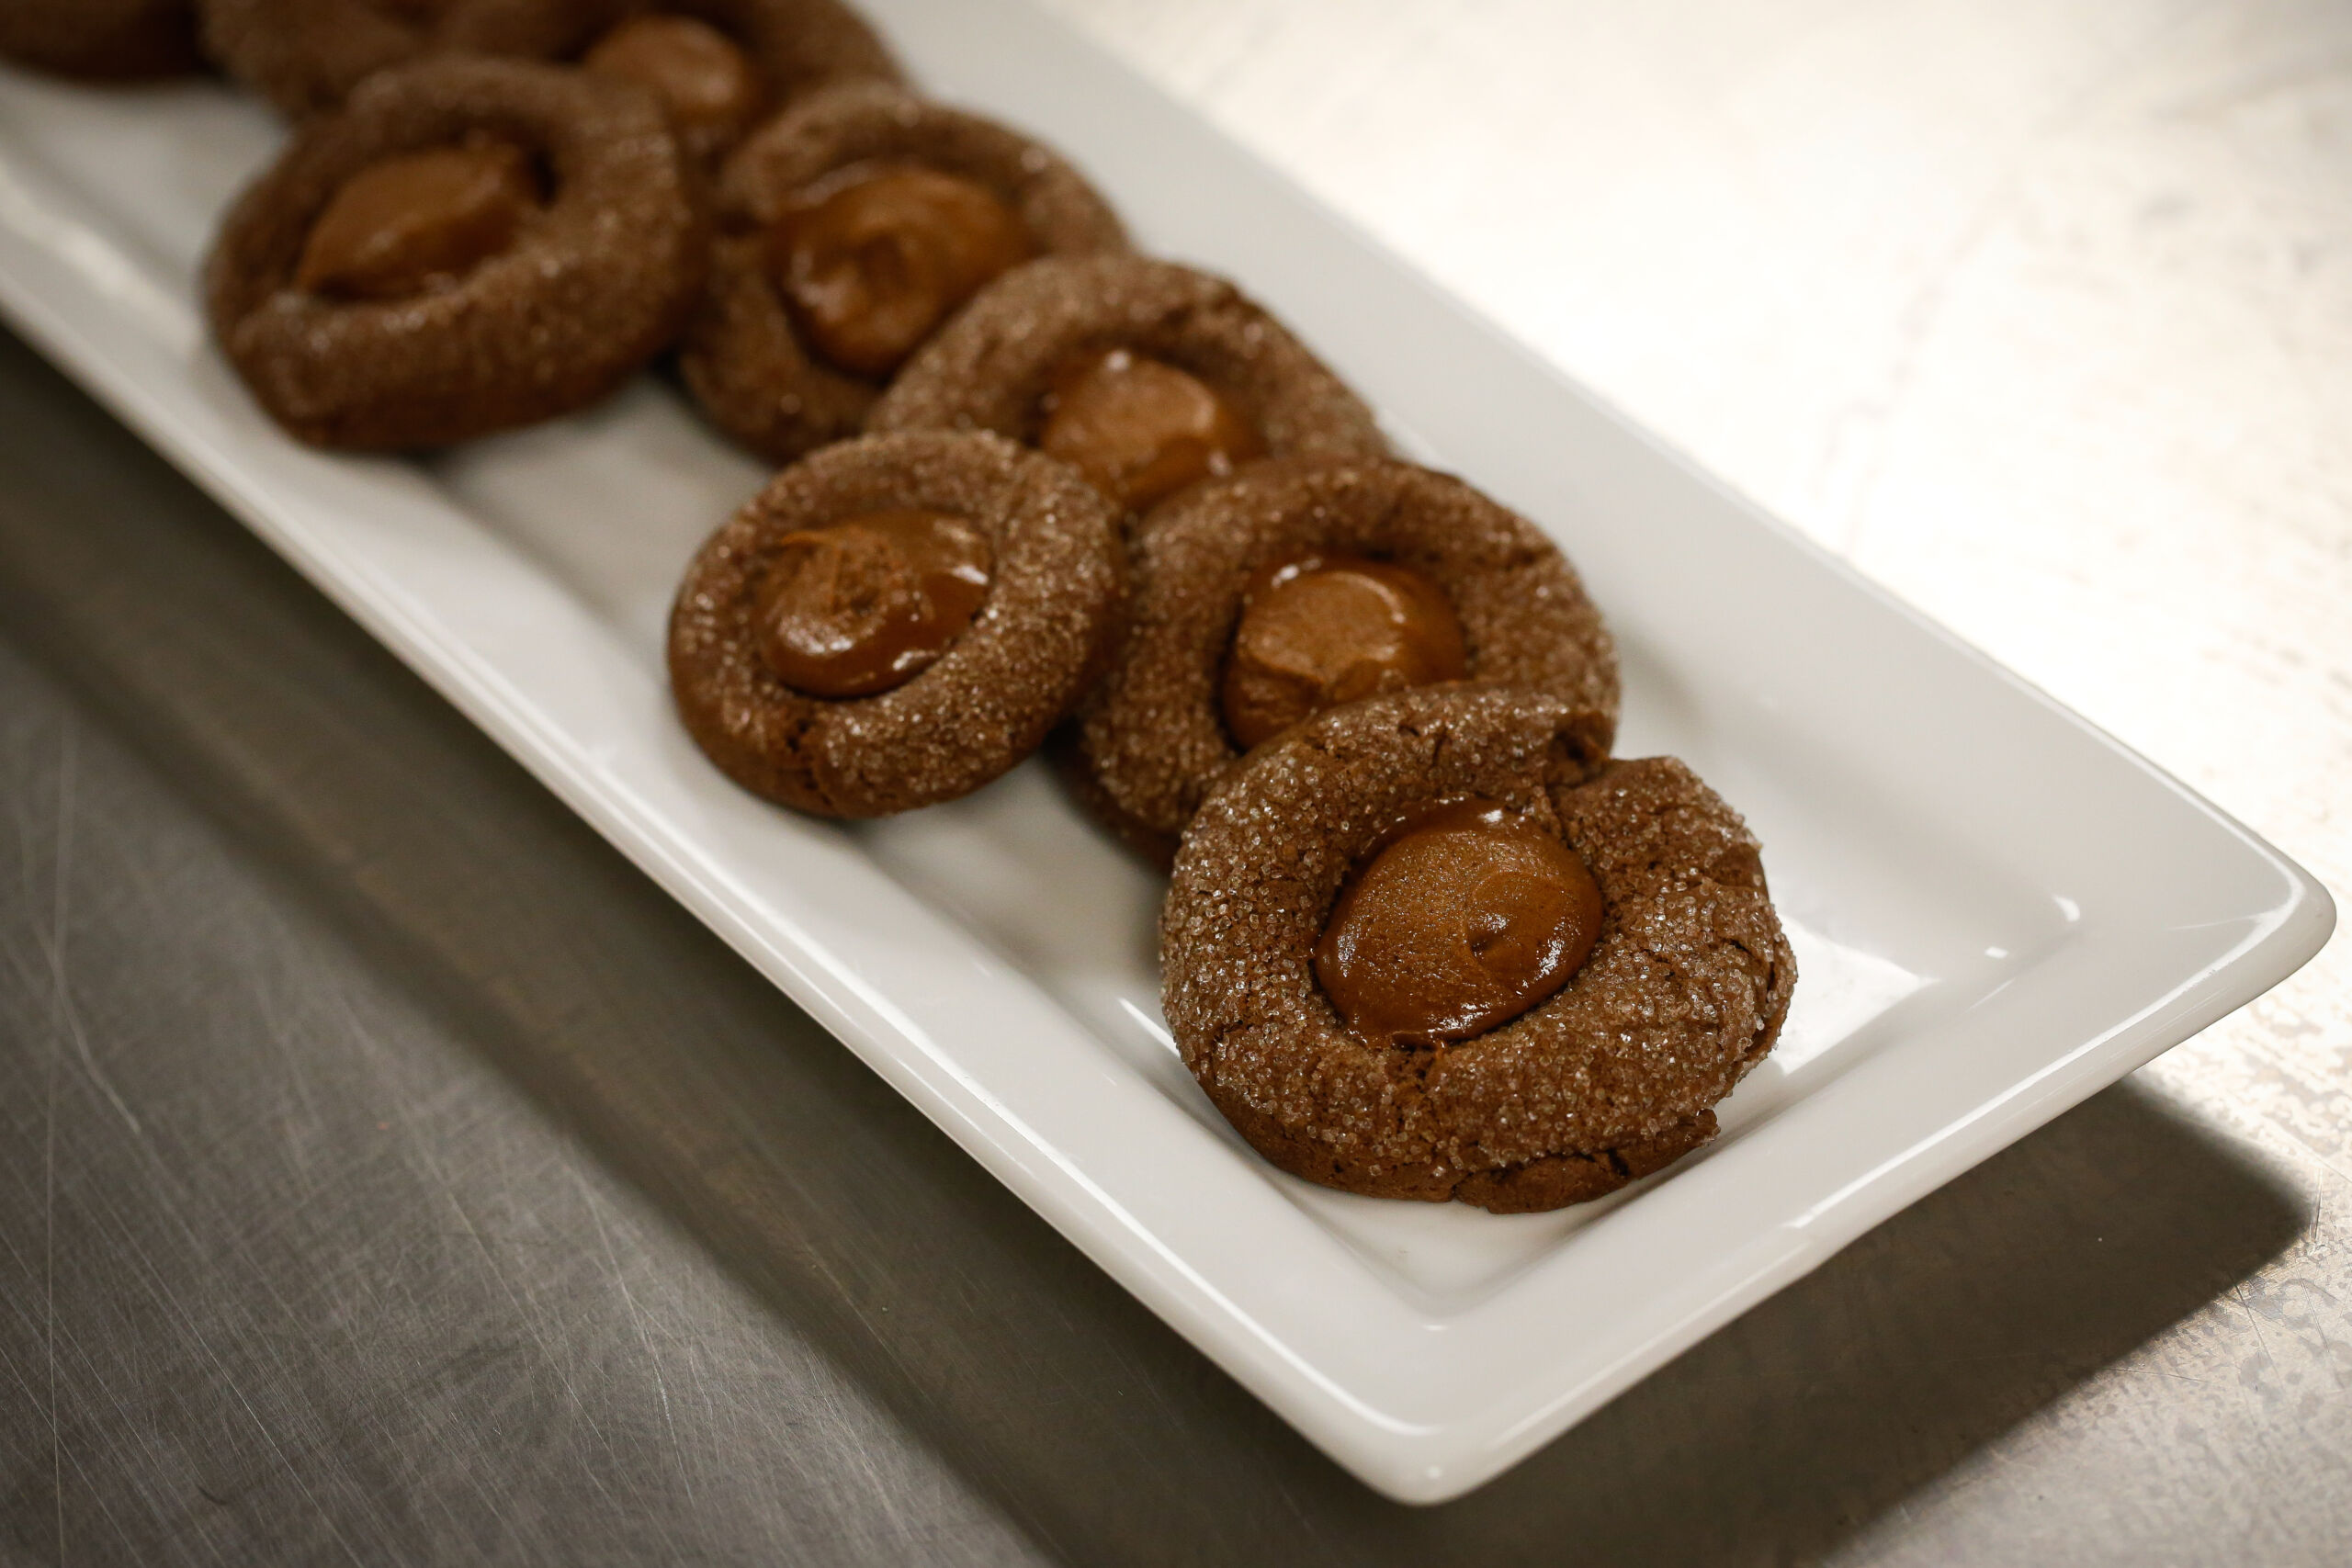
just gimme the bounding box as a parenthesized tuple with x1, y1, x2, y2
(2, 0, 2346, 1561)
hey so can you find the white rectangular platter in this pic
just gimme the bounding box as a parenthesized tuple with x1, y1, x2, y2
(0, 0, 2332, 1505)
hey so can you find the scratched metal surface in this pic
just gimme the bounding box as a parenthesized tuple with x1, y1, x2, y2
(1, 0, 2347, 1562)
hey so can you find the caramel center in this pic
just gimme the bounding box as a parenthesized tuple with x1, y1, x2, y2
(754, 508, 992, 698)
(1315, 798, 1604, 1049)
(771, 164, 1033, 380)
(1219, 554, 1467, 750)
(295, 141, 536, 302)
(1036, 348, 1264, 513)
(583, 15, 761, 147)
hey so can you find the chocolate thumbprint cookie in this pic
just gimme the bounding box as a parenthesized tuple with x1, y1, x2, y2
(1065, 457, 1619, 863)
(205, 57, 706, 451)
(866, 254, 1389, 517)
(1161, 685, 1794, 1213)
(681, 81, 1128, 464)
(668, 431, 1125, 817)
(202, 0, 603, 118)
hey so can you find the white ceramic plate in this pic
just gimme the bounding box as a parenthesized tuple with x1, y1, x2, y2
(0, 0, 2332, 1504)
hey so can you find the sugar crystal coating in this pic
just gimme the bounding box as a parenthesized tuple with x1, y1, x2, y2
(583, 14, 767, 165)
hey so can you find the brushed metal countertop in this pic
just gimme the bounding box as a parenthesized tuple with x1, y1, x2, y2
(2, 1, 2346, 1562)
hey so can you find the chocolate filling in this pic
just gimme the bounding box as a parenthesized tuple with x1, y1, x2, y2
(1037, 347, 1264, 513)
(1218, 551, 1465, 750)
(582, 14, 763, 154)
(753, 508, 991, 698)
(771, 162, 1032, 379)
(1315, 796, 1603, 1048)
(295, 139, 537, 301)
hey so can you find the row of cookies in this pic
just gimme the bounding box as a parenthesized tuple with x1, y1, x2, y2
(8, 0, 1796, 1214)
(11, 0, 1453, 823)
(0, 0, 890, 118)
(622, 27, 1800, 1212)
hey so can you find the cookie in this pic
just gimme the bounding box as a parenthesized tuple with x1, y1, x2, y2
(580, 0, 902, 166)
(202, 0, 604, 118)
(668, 431, 1126, 817)
(205, 56, 707, 451)
(1161, 685, 1794, 1213)
(865, 254, 1391, 515)
(681, 80, 1128, 464)
(0, 0, 198, 80)
(1067, 457, 1620, 863)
